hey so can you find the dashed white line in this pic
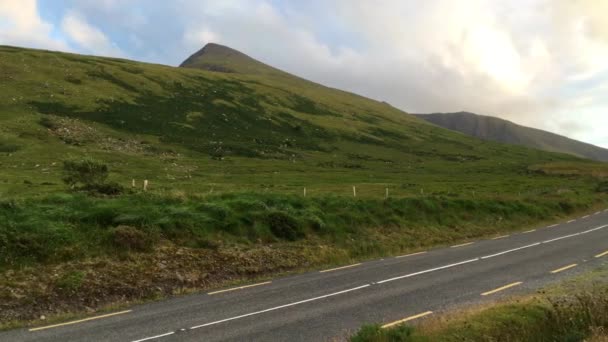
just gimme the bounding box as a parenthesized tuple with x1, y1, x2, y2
(547, 224, 558, 228)
(131, 331, 175, 342)
(567, 220, 576, 223)
(376, 258, 480, 284)
(582, 215, 590, 219)
(189, 285, 371, 330)
(492, 235, 510, 240)
(522, 229, 536, 234)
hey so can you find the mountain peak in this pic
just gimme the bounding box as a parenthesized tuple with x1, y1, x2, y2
(179, 43, 287, 78)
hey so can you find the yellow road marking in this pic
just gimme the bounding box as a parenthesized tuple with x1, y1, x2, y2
(550, 264, 578, 274)
(320, 263, 362, 273)
(492, 235, 509, 240)
(29, 310, 132, 332)
(481, 282, 523, 296)
(382, 311, 433, 329)
(208, 281, 272, 295)
(595, 251, 608, 258)
(396, 251, 427, 258)
(451, 242, 474, 248)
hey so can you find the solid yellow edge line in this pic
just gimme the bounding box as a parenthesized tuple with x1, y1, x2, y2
(481, 282, 523, 296)
(320, 263, 362, 273)
(208, 281, 272, 295)
(595, 251, 608, 258)
(382, 311, 433, 329)
(29, 310, 132, 332)
(550, 264, 578, 274)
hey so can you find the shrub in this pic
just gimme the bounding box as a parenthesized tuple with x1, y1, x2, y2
(84, 182, 124, 195)
(597, 181, 608, 193)
(111, 225, 152, 252)
(265, 210, 304, 241)
(62, 158, 109, 188)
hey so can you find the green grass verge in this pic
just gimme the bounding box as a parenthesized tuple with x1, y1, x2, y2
(1, 191, 600, 270)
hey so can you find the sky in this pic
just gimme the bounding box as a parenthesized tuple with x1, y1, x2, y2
(1, 0, 607, 148)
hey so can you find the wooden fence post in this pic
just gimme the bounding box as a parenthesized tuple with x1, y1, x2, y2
(143, 180, 148, 191)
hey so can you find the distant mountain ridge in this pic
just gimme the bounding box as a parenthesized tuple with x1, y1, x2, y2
(414, 112, 608, 162)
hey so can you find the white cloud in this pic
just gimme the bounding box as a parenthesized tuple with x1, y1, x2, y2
(60, 10, 124, 57)
(0, 0, 67, 50)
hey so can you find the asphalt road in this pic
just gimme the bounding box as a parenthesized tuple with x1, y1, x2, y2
(3, 209, 608, 342)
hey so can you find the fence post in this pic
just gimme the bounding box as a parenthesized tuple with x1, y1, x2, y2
(385, 187, 389, 199)
(132, 179, 135, 188)
(143, 180, 148, 191)
(304, 187, 307, 197)
(353, 186, 357, 197)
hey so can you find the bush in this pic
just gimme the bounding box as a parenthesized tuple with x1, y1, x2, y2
(111, 225, 153, 252)
(597, 181, 608, 193)
(265, 210, 304, 241)
(62, 158, 109, 188)
(84, 182, 124, 195)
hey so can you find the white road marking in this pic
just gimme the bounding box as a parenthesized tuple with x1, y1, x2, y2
(189, 285, 371, 330)
(320, 263, 362, 273)
(481, 243, 541, 260)
(543, 233, 581, 244)
(492, 235, 510, 240)
(131, 331, 175, 342)
(595, 211, 601, 215)
(396, 251, 427, 258)
(522, 229, 536, 234)
(582, 215, 590, 219)
(567, 220, 576, 223)
(580, 225, 608, 234)
(547, 224, 559, 228)
(376, 258, 479, 284)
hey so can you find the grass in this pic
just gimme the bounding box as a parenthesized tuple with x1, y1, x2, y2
(0, 191, 602, 270)
(350, 265, 608, 342)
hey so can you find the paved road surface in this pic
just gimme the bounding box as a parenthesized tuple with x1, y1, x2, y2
(3, 209, 608, 342)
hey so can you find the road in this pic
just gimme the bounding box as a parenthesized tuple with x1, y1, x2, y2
(3, 209, 608, 342)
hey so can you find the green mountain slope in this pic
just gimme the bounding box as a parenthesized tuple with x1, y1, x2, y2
(414, 112, 608, 162)
(0, 44, 605, 199)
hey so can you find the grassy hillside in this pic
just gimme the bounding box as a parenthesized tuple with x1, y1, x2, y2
(0, 44, 605, 199)
(414, 112, 608, 162)
(1, 44, 608, 325)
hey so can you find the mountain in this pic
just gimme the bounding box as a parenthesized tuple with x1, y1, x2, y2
(0, 43, 604, 199)
(414, 112, 608, 162)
